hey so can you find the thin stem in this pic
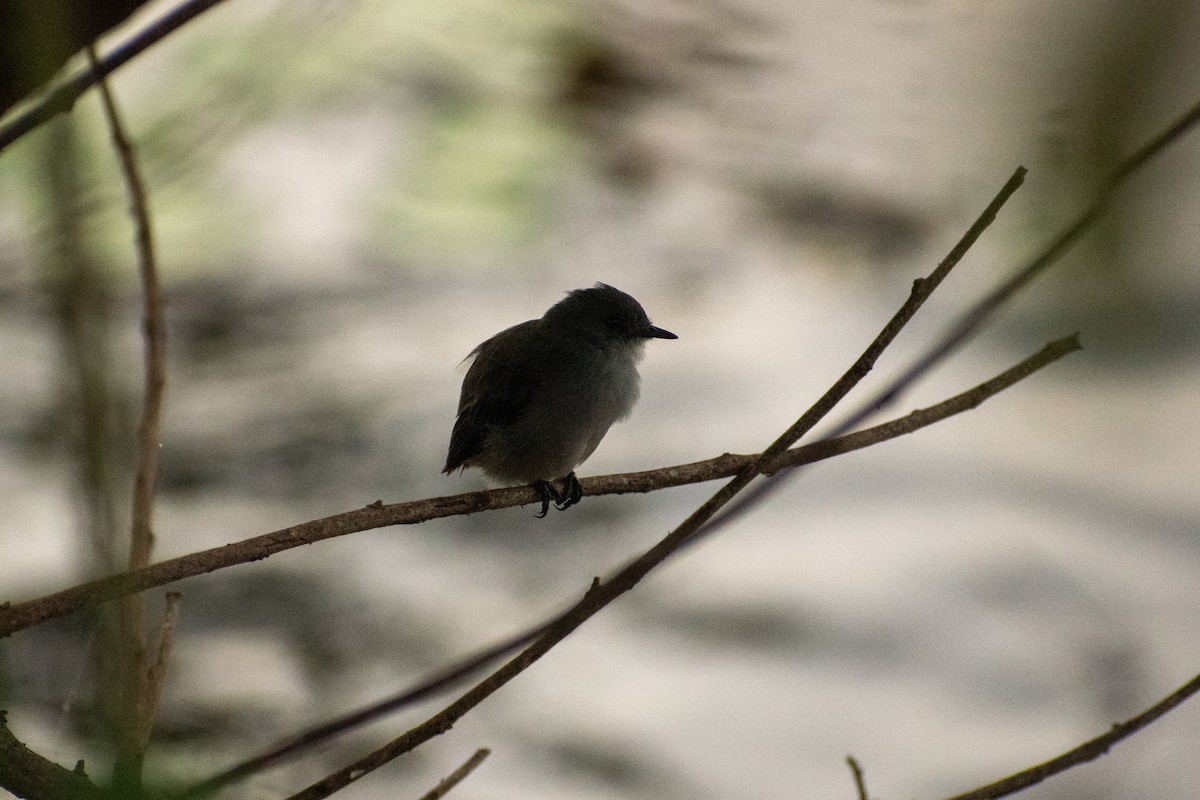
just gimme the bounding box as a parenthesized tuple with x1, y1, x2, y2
(847, 756, 870, 800)
(417, 749, 490, 800)
(89, 42, 167, 789)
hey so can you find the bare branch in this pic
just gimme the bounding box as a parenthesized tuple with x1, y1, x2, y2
(88, 44, 166, 576)
(731, 165, 1025, 475)
(943, 671, 1200, 800)
(698, 96, 1200, 534)
(176, 624, 541, 798)
(846, 755, 870, 800)
(417, 749, 490, 800)
(0, 712, 105, 800)
(89, 40, 167, 789)
(138, 591, 183, 751)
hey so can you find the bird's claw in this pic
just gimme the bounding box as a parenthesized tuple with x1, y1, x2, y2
(533, 473, 583, 517)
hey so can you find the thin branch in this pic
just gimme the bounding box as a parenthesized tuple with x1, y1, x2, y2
(89, 41, 167, 789)
(726, 165, 1025, 478)
(0, 332, 1075, 642)
(943, 671, 1200, 800)
(138, 591, 183, 751)
(0, 712, 105, 800)
(846, 756, 870, 800)
(176, 624, 543, 798)
(88, 45, 166, 577)
(0, 0, 229, 156)
(701, 96, 1200, 533)
(417, 749, 490, 800)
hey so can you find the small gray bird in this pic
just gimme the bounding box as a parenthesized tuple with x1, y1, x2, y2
(443, 283, 676, 516)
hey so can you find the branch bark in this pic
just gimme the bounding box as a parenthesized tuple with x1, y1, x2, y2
(0, 713, 104, 800)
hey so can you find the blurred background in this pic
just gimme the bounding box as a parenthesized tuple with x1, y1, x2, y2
(1, 0, 1199, 798)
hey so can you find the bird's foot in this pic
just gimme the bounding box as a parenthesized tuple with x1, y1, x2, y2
(532, 473, 583, 517)
(534, 481, 554, 518)
(555, 472, 583, 511)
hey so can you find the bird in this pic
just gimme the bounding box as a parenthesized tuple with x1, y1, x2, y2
(443, 283, 676, 516)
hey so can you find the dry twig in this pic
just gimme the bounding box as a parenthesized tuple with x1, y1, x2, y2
(943, 671, 1200, 800)
(847, 755, 870, 800)
(417, 749, 491, 800)
(89, 42, 169, 789)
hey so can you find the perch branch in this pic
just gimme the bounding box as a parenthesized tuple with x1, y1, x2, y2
(0, 166, 1029, 641)
(0, 331, 1072, 643)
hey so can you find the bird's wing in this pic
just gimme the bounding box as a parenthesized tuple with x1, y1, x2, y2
(443, 321, 543, 473)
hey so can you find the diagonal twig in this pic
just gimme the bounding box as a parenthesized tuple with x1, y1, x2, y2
(175, 624, 542, 798)
(416, 749, 490, 800)
(703, 96, 1200, 534)
(943, 671, 1200, 800)
(847, 756, 871, 800)
(0, 0, 230, 156)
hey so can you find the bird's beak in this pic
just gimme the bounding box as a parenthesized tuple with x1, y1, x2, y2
(645, 325, 678, 340)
